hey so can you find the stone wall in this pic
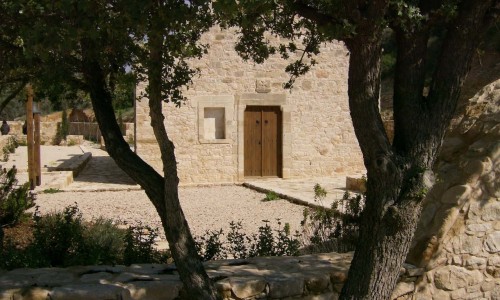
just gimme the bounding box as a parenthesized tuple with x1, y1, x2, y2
(0, 252, 423, 300)
(407, 80, 500, 299)
(135, 26, 364, 183)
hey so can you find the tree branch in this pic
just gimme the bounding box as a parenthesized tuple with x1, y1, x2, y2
(426, 0, 497, 160)
(0, 80, 28, 115)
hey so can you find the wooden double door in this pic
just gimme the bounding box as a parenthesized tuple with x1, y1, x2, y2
(244, 106, 282, 177)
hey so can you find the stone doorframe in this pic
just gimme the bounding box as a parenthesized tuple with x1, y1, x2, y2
(236, 93, 291, 181)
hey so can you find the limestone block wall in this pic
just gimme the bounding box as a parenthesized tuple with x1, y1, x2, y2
(0, 252, 423, 300)
(408, 80, 500, 299)
(6, 121, 59, 145)
(135, 27, 364, 183)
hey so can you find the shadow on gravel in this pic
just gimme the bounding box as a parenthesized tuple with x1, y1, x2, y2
(73, 156, 137, 185)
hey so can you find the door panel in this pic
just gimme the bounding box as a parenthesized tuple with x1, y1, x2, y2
(262, 108, 279, 176)
(244, 107, 262, 176)
(244, 106, 282, 177)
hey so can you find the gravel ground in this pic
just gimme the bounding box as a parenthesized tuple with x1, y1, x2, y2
(34, 185, 306, 240)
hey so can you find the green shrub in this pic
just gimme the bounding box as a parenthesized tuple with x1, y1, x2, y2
(0, 167, 35, 228)
(263, 191, 279, 201)
(42, 188, 62, 194)
(123, 224, 167, 265)
(82, 218, 126, 265)
(301, 186, 364, 253)
(195, 219, 300, 261)
(1, 203, 168, 269)
(31, 204, 86, 266)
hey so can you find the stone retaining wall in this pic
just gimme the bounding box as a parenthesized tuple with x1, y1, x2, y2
(407, 80, 500, 300)
(0, 252, 423, 300)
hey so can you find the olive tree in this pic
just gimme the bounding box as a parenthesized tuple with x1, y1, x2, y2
(214, 0, 498, 299)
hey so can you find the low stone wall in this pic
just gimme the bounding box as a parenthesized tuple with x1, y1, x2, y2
(0, 252, 423, 300)
(69, 122, 134, 142)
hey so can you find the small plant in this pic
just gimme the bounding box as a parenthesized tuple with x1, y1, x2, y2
(1, 203, 169, 269)
(263, 191, 279, 201)
(67, 139, 77, 146)
(195, 229, 226, 261)
(43, 188, 62, 194)
(195, 219, 300, 261)
(313, 183, 327, 203)
(0, 167, 35, 228)
(301, 189, 364, 253)
(123, 224, 167, 265)
(31, 204, 86, 266)
(2, 147, 9, 162)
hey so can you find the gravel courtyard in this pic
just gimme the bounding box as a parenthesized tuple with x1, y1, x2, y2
(34, 185, 306, 240)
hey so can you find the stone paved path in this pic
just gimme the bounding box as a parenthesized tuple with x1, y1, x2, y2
(244, 175, 364, 208)
(64, 143, 140, 191)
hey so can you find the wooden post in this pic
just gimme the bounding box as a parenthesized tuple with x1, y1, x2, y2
(26, 84, 35, 190)
(34, 107, 41, 186)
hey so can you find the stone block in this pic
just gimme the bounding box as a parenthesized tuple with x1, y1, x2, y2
(302, 292, 339, 300)
(126, 280, 182, 300)
(484, 231, 500, 253)
(434, 266, 483, 291)
(391, 282, 415, 299)
(50, 284, 132, 300)
(304, 273, 331, 293)
(230, 276, 267, 299)
(465, 257, 487, 270)
(267, 276, 304, 299)
(441, 185, 471, 205)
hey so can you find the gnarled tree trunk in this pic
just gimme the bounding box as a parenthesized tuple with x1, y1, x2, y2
(340, 1, 495, 299)
(81, 34, 220, 299)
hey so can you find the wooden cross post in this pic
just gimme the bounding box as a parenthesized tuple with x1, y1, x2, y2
(33, 103, 41, 186)
(26, 84, 35, 189)
(26, 85, 41, 189)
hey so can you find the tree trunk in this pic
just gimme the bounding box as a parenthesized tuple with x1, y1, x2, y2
(146, 8, 221, 298)
(340, 1, 495, 299)
(80, 36, 220, 299)
(340, 32, 427, 299)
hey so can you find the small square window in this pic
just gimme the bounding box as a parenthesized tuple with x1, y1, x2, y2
(196, 95, 233, 144)
(204, 107, 225, 140)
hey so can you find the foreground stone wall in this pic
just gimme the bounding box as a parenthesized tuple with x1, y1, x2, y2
(135, 26, 364, 183)
(0, 252, 423, 300)
(408, 80, 500, 299)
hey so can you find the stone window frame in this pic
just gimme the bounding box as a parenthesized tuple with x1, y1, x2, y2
(236, 93, 291, 181)
(196, 95, 234, 144)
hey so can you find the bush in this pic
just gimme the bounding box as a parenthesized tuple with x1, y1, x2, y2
(31, 204, 86, 266)
(301, 184, 364, 253)
(0, 167, 35, 228)
(195, 219, 300, 261)
(1, 204, 168, 269)
(263, 191, 279, 201)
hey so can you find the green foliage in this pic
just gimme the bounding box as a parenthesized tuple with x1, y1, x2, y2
(195, 219, 300, 261)
(42, 188, 61, 194)
(31, 204, 87, 266)
(1, 204, 168, 269)
(314, 183, 327, 202)
(1, 136, 18, 161)
(123, 224, 168, 265)
(60, 109, 69, 140)
(0, 167, 35, 228)
(301, 191, 364, 253)
(263, 191, 279, 201)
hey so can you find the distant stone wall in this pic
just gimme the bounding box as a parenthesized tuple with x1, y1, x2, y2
(7, 121, 58, 145)
(408, 80, 500, 299)
(69, 122, 134, 142)
(135, 26, 364, 183)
